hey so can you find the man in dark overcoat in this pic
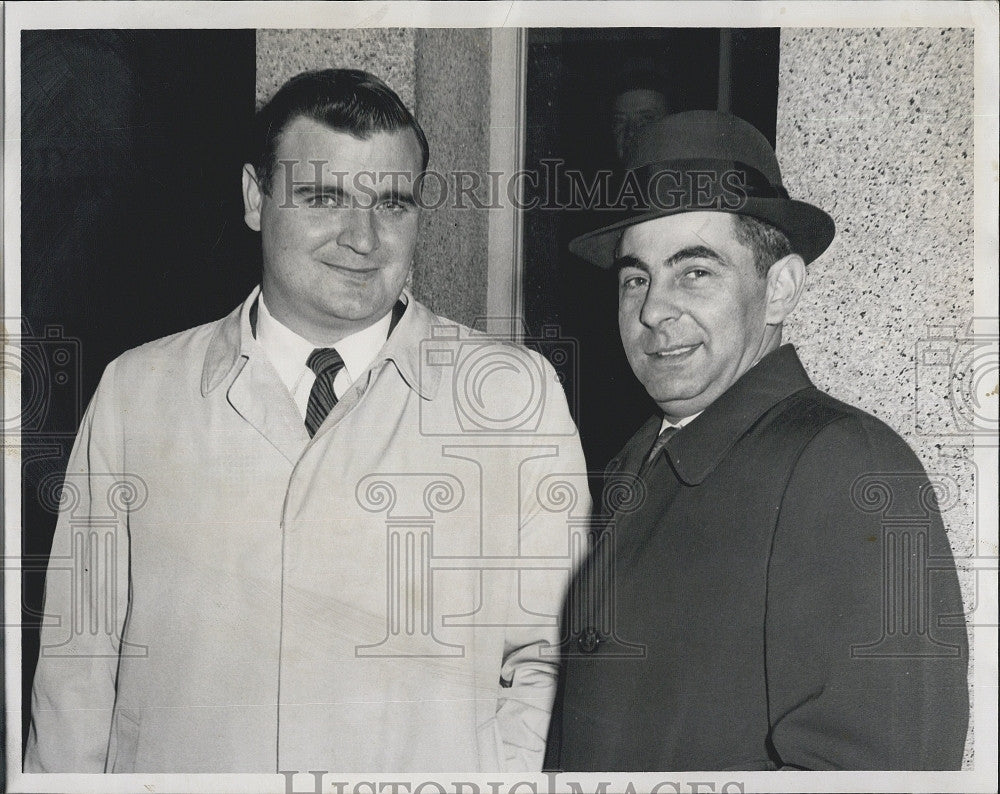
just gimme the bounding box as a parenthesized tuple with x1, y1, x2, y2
(544, 110, 969, 771)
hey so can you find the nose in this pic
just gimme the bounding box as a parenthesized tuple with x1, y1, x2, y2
(638, 277, 680, 329)
(337, 208, 379, 255)
(622, 123, 638, 151)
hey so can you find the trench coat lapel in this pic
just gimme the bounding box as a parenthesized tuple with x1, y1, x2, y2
(201, 288, 311, 464)
(227, 353, 311, 464)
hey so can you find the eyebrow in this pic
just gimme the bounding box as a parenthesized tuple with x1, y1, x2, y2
(383, 189, 418, 208)
(665, 245, 731, 269)
(613, 245, 731, 272)
(293, 184, 347, 201)
(614, 254, 648, 273)
(292, 184, 417, 208)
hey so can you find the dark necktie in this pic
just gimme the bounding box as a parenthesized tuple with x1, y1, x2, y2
(638, 425, 679, 476)
(305, 347, 345, 437)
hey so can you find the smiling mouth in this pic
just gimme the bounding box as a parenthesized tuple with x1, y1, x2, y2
(648, 343, 701, 360)
(322, 262, 378, 275)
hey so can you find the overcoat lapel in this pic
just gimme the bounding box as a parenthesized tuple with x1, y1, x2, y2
(603, 416, 660, 573)
(608, 345, 815, 563)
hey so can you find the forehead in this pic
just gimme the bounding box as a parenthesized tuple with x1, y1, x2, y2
(619, 211, 751, 264)
(613, 89, 668, 116)
(274, 116, 423, 177)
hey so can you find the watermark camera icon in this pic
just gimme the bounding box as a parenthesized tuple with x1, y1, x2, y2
(914, 318, 999, 436)
(419, 324, 576, 436)
(523, 323, 580, 423)
(2, 322, 82, 437)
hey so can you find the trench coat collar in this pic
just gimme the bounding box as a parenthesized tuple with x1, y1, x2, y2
(377, 291, 443, 400)
(627, 344, 815, 487)
(200, 286, 442, 401)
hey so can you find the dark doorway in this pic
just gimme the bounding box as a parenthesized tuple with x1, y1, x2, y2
(522, 28, 781, 493)
(18, 29, 258, 753)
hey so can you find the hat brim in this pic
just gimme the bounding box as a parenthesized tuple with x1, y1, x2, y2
(569, 198, 836, 269)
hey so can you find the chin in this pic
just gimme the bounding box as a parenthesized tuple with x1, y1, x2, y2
(641, 377, 700, 404)
(315, 294, 378, 318)
(647, 388, 713, 418)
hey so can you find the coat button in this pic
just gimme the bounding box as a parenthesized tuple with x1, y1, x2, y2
(578, 626, 601, 653)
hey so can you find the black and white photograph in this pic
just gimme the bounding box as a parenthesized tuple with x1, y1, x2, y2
(2, 3, 997, 793)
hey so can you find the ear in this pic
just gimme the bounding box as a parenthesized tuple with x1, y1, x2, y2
(242, 164, 263, 232)
(764, 253, 806, 325)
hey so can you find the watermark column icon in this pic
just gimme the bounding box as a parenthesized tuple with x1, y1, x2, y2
(355, 473, 466, 658)
(850, 472, 964, 658)
(36, 470, 149, 657)
(553, 469, 649, 658)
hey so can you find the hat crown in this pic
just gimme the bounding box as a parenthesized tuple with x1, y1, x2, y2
(625, 110, 784, 189)
(569, 109, 835, 269)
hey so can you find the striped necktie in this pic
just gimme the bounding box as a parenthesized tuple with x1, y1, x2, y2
(639, 425, 679, 476)
(305, 347, 345, 437)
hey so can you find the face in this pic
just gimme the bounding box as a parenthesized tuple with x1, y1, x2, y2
(612, 89, 668, 162)
(243, 116, 422, 343)
(617, 212, 783, 421)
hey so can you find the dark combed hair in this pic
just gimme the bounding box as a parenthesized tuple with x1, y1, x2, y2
(732, 214, 793, 277)
(251, 68, 430, 195)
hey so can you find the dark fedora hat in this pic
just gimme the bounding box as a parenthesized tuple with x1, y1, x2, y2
(569, 110, 835, 268)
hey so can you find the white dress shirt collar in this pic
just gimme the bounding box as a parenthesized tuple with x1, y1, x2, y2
(256, 292, 393, 407)
(659, 411, 703, 434)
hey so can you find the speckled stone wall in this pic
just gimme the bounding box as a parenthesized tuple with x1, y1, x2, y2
(777, 28, 975, 766)
(255, 28, 491, 329)
(255, 28, 415, 109)
(410, 28, 492, 329)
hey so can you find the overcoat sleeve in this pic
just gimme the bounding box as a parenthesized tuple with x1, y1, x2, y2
(495, 355, 591, 771)
(24, 360, 130, 772)
(765, 413, 969, 770)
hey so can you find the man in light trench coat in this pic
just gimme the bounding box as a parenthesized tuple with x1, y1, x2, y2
(26, 68, 589, 773)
